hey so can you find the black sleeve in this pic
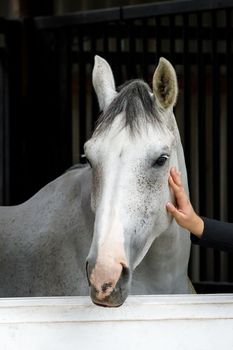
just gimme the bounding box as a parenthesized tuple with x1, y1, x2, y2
(190, 217, 233, 253)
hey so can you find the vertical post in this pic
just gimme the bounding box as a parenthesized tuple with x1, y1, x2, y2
(196, 12, 208, 282)
(78, 25, 87, 158)
(57, 27, 73, 170)
(211, 10, 221, 282)
(226, 9, 233, 282)
(4, 19, 22, 204)
(0, 19, 8, 205)
(155, 16, 161, 62)
(128, 19, 136, 79)
(182, 14, 191, 176)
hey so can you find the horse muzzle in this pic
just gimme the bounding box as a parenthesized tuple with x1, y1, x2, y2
(86, 260, 131, 307)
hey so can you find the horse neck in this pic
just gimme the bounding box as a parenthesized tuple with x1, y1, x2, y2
(0, 167, 93, 239)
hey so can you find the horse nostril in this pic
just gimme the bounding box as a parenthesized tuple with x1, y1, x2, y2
(120, 264, 130, 283)
(101, 282, 113, 293)
(86, 261, 91, 286)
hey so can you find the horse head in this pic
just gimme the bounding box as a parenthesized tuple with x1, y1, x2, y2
(85, 56, 181, 307)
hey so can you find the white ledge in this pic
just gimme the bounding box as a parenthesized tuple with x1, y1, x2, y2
(0, 294, 233, 350)
(0, 294, 232, 323)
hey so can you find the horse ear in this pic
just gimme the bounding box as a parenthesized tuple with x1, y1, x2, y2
(92, 55, 117, 111)
(152, 57, 178, 109)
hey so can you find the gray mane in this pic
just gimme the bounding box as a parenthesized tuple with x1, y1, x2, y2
(94, 79, 161, 135)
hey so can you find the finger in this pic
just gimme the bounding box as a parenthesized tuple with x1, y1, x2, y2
(168, 174, 181, 194)
(170, 167, 182, 186)
(168, 175, 189, 208)
(168, 171, 185, 195)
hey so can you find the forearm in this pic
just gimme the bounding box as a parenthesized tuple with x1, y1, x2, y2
(191, 217, 233, 253)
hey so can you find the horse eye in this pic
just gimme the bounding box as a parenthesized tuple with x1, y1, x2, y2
(153, 155, 169, 167)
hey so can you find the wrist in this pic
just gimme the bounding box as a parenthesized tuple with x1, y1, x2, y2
(190, 215, 204, 238)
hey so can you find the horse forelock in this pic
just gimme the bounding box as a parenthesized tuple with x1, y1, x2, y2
(94, 79, 163, 136)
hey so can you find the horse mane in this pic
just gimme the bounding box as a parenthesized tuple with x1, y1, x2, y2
(94, 79, 162, 135)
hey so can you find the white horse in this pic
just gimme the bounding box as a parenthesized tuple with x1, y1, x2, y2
(0, 56, 192, 306)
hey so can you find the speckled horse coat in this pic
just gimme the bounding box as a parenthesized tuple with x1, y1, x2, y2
(0, 56, 193, 306)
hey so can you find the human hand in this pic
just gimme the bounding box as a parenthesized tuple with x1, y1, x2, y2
(166, 167, 204, 238)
